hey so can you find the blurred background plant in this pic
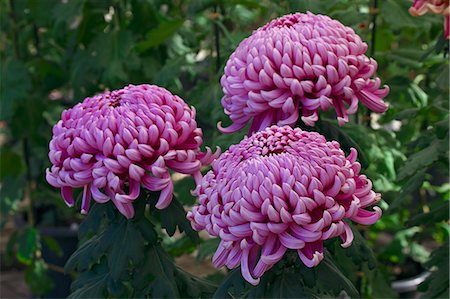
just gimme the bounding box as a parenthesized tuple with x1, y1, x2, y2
(0, 0, 448, 298)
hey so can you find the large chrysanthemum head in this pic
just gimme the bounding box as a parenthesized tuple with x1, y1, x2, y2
(409, 0, 449, 39)
(188, 125, 381, 285)
(219, 12, 389, 134)
(46, 84, 219, 219)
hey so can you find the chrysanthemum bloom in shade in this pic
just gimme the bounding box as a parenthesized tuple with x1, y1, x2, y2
(409, 0, 449, 39)
(188, 125, 381, 285)
(46, 84, 219, 219)
(219, 12, 389, 134)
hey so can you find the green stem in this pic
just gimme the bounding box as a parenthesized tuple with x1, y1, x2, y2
(364, 0, 379, 127)
(23, 138, 34, 227)
(8, 0, 21, 59)
(213, 6, 221, 73)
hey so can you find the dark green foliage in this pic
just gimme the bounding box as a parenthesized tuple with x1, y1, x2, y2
(418, 241, 449, 299)
(25, 259, 54, 296)
(150, 194, 200, 243)
(197, 237, 220, 261)
(1, 0, 448, 297)
(213, 268, 248, 298)
(213, 250, 360, 299)
(16, 228, 38, 265)
(66, 197, 216, 298)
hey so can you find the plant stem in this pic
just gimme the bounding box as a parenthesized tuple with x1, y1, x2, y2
(369, 0, 378, 58)
(365, 0, 379, 127)
(8, 0, 21, 59)
(23, 138, 34, 226)
(47, 262, 66, 274)
(8, 0, 34, 227)
(213, 6, 221, 73)
(33, 24, 40, 54)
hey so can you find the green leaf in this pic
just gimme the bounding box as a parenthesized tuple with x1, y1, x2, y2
(197, 238, 220, 261)
(64, 231, 104, 273)
(331, 223, 377, 269)
(107, 219, 145, 280)
(397, 140, 441, 181)
(52, 0, 85, 27)
(25, 259, 54, 296)
(213, 268, 247, 299)
(41, 235, 63, 257)
(89, 30, 135, 83)
(315, 254, 360, 298)
(69, 259, 109, 299)
(133, 245, 180, 298)
(268, 271, 309, 298)
(78, 202, 114, 240)
(395, 108, 419, 120)
(4, 231, 18, 266)
(0, 148, 25, 180)
(173, 175, 197, 206)
(316, 120, 369, 167)
(409, 200, 449, 226)
(154, 55, 185, 87)
(0, 176, 25, 218)
(66, 201, 150, 276)
(16, 228, 38, 265)
(419, 241, 449, 298)
(135, 20, 185, 52)
(0, 58, 31, 121)
(381, 0, 418, 30)
(152, 195, 200, 243)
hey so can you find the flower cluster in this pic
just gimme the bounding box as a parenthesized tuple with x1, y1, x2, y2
(409, 0, 449, 39)
(188, 126, 382, 285)
(219, 12, 389, 134)
(46, 84, 219, 218)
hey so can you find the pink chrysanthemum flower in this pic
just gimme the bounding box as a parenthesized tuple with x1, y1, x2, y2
(219, 12, 389, 134)
(46, 84, 219, 219)
(409, 0, 450, 39)
(188, 125, 381, 285)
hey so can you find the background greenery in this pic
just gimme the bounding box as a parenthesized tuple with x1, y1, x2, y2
(1, 0, 448, 298)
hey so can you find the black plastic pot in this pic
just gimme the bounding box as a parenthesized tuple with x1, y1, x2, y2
(40, 225, 78, 299)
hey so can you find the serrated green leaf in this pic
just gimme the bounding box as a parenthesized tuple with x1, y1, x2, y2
(108, 219, 145, 280)
(409, 201, 449, 226)
(152, 195, 200, 242)
(213, 268, 247, 299)
(268, 271, 309, 298)
(69, 260, 109, 299)
(134, 245, 180, 298)
(64, 232, 105, 273)
(397, 141, 441, 181)
(419, 242, 449, 298)
(78, 202, 113, 240)
(316, 254, 360, 298)
(173, 175, 197, 206)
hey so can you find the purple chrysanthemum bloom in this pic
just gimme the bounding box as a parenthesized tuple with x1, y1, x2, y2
(46, 84, 219, 219)
(219, 12, 389, 134)
(188, 125, 381, 285)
